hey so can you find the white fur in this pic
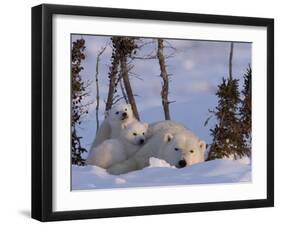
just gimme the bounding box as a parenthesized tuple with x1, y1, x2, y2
(146, 120, 187, 138)
(106, 103, 137, 138)
(93, 103, 137, 146)
(107, 120, 206, 175)
(85, 139, 126, 168)
(86, 121, 148, 168)
(121, 121, 149, 157)
(86, 103, 137, 164)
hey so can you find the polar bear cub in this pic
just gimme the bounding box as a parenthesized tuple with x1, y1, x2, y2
(86, 121, 148, 168)
(90, 103, 137, 149)
(121, 122, 149, 157)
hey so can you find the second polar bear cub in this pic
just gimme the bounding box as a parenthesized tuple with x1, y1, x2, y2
(86, 121, 148, 169)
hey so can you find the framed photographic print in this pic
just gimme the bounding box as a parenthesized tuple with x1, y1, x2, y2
(31, 4, 274, 222)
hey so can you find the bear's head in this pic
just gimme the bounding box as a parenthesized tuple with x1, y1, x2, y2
(160, 132, 206, 168)
(122, 122, 149, 145)
(106, 104, 134, 124)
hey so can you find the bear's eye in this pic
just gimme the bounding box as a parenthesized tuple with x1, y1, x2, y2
(133, 132, 137, 136)
(190, 150, 194, 153)
(115, 111, 119, 115)
(174, 148, 179, 151)
(124, 108, 127, 111)
(142, 132, 145, 135)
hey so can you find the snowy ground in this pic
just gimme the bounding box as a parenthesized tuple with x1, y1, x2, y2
(72, 158, 251, 190)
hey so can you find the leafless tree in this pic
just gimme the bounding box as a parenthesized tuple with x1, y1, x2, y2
(94, 45, 107, 134)
(157, 38, 171, 120)
(106, 37, 140, 119)
(105, 45, 119, 111)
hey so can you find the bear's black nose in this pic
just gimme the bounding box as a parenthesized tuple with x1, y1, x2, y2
(139, 139, 144, 144)
(122, 112, 127, 117)
(178, 160, 186, 168)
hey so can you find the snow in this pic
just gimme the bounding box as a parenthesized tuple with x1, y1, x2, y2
(222, 155, 252, 165)
(148, 157, 175, 168)
(72, 158, 251, 190)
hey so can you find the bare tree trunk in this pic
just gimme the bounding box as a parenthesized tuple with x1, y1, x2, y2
(95, 46, 107, 134)
(157, 39, 171, 120)
(229, 42, 234, 80)
(120, 57, 140, 120)
(119, 73, 128, 104)
(105, 51, 119, 111)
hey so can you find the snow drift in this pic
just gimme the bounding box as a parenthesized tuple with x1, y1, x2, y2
(72, 158, 251, 190)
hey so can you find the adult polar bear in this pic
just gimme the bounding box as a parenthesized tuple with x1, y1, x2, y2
(107, 120, 206, 175)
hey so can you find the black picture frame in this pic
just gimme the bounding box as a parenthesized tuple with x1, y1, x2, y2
(31, 3, 274, 222)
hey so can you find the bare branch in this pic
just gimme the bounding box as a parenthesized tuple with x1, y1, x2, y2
(129, 72, 144, 81)
(164, 40, 177, 51)
(112, 96, 126, 105)
(136, 39, 155, 49)
(130, 55, 157, 60)
(119, 77, 128, 104)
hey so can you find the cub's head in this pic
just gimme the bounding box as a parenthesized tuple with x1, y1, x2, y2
(122, 122, 149, 145)
(106, 104, 134, 124)
(160, 132, 206, 168)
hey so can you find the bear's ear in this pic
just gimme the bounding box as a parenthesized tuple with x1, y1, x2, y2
(143, 123, 149, 130)
(199, 140, 206, 152)
(164, 133, 173, 143)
